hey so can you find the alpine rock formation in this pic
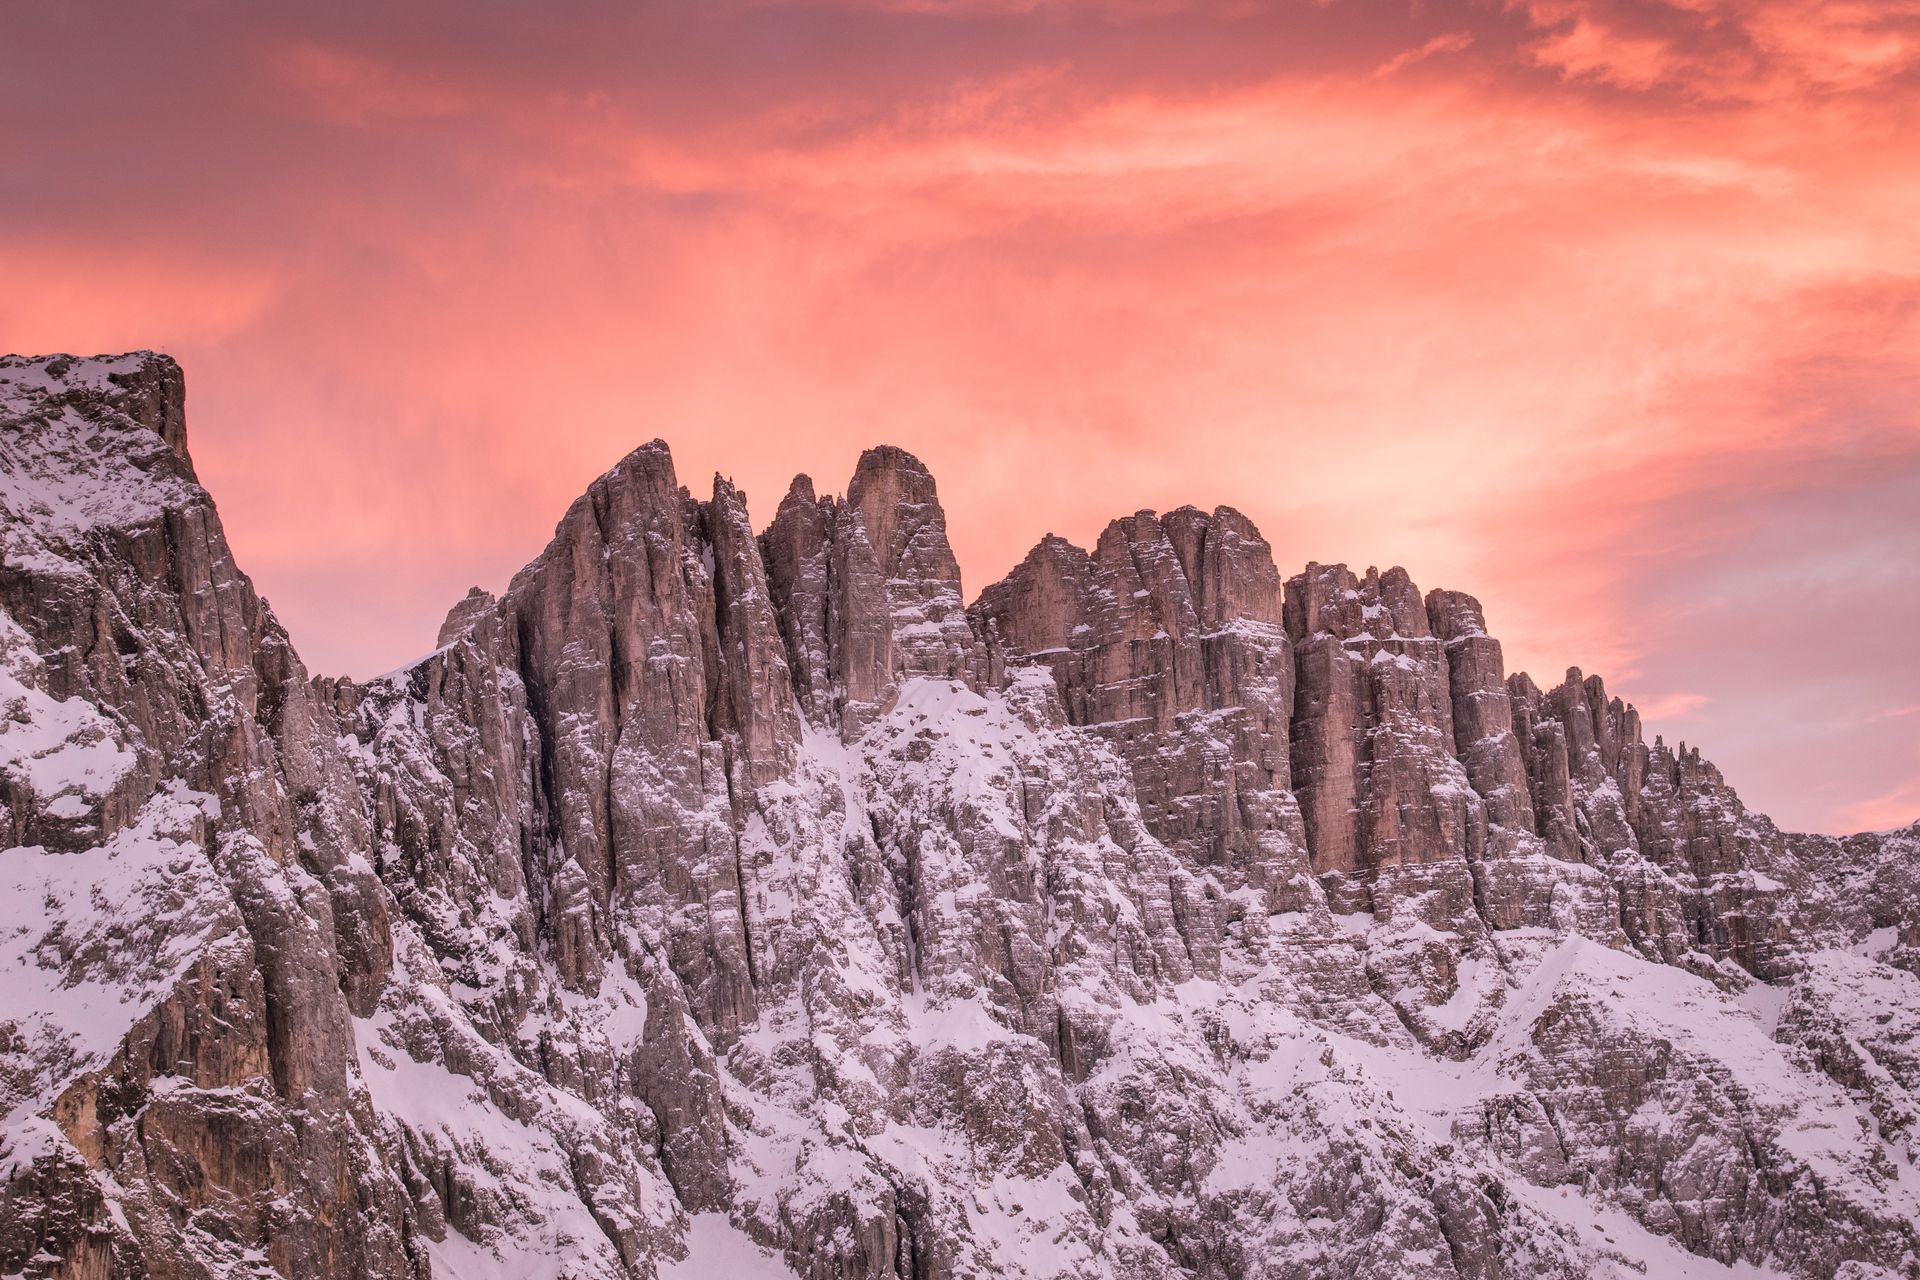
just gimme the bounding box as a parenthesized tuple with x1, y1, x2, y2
(2, 352, 1917, 1280)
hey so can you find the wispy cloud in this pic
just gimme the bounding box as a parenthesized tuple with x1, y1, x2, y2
(1375, 31, 1474, 77)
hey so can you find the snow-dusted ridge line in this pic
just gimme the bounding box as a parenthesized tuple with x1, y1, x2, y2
(0, 351, 1916, 1280)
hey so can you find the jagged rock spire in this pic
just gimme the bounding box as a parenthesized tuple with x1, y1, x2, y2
(762, 445, 984, 737)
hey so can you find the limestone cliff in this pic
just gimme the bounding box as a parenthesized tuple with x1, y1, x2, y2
(3, 353, 1917, 1280)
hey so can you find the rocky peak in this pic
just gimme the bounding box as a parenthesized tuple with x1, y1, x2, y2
(845, 444, 949, 579)
(1425, 587, 1490, 641)
(844, 444, 982, 689)
(0, 351, 188, 461)
(761, 445, 983, 736)
(103, 353, 189, 463)
(697, 471, 801, 784)
(760, 472, 835, 721)
(1283, 561, 1431, 643)
(1177, 504, 1286, 627)
(435, 586, 496, 647)
(1280, 559, 1471, 914)
(972, 505, 1309, 917)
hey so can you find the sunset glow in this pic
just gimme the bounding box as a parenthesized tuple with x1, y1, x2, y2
(3, 0, 1916, 833)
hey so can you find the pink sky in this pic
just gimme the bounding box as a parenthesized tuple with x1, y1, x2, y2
(3, 0, 1917, 834)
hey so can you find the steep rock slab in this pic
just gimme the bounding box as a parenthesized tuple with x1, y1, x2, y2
(972, 507, 1315, 944)
(1282, 563, 1477, 896)
(1507, 667, 1802, 979)
(762, 447, 983, 740)
(1426, 591, 1615, 938)
(0, 354, 416, 1278)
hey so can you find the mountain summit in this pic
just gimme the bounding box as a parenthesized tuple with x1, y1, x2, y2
(2, 353, 1916, 1279)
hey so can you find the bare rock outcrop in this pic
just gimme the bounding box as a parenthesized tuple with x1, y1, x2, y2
(760, 446, 982, 740)
(972, 507, 1313, 955)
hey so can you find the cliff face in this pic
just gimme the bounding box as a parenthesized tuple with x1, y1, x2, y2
(2, 353, 1917, 1280)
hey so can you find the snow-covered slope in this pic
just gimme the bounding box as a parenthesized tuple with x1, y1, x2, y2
(1, 352, 1916, 1280)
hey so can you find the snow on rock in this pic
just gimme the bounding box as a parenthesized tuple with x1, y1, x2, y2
(0, 354, 196, 582)
(2, 353, 1918, 1280)
(661, 1213, 797, 1280)
(0, 607, 141, 845)
(0, 786, 232, 1128)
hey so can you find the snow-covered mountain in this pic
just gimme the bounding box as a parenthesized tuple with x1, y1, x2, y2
(1, 352, 1915, 1280)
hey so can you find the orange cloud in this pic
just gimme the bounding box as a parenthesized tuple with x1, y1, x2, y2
(1375, 31, 1476, 77)
(1515, 0, 1920, 100)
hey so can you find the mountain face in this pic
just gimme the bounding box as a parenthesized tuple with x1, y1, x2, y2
(1, 353, 1916, 1280)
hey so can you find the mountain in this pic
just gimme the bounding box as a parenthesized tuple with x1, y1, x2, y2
(1, 351, 1916, 1280)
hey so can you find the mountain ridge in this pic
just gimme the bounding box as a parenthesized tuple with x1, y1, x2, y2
(2, 351, 1917, 1280)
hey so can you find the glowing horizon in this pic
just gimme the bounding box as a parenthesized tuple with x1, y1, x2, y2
(3, 0, 1916, 834)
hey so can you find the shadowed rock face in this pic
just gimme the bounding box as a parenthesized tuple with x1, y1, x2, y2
(761, 446, 985, 739)
(3, 353, 1917, 1280)
(971, 507, 1308, 919)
